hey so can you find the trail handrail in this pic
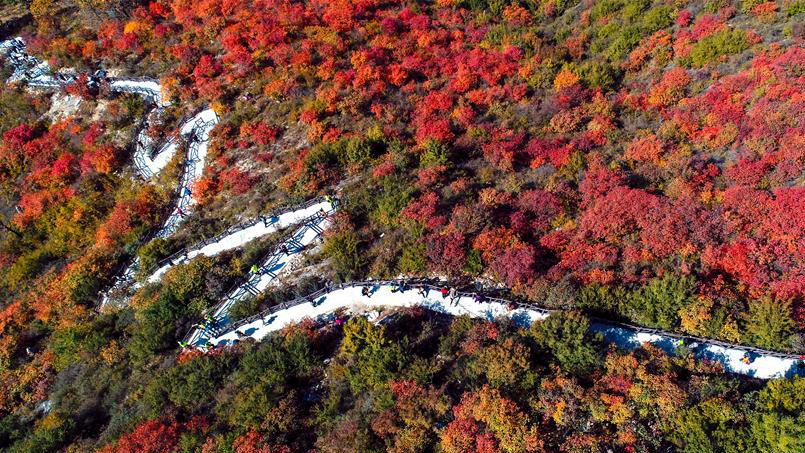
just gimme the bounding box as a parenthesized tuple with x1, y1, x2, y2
(201, 279, 803, 360)
(141, 196, 330, 278)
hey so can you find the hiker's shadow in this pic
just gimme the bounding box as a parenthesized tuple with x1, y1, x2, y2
(266, 261, 285, 273)
(312, 295, 327, 307)
(509, 310, 533, 328)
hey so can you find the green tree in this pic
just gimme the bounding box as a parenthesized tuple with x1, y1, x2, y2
(128, 292, 187, 364)
(339, 317, 406, 393)
(529, 311, 600, 375)
(473, 338, 538, 391)
(749, 413, 805, 453)
(747, 377, 805, 453)
(144, 353, 233, 416)
(225, 333, 315, 434)
(625, 273, 696, 330)
(419, 140, 450, 168)
(670, 399, 745, 453)
(744, 297, 795, 350)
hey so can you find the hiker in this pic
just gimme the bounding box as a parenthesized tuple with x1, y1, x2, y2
(236, 330, 246, 338)
(178, 340, 189, 348)
(184, 187, 192, 197)
(473, 293, 485, 304)
(318, 208, 327, 218)
(280, 244, 289, 255)
(324, 194, 334, 205)
(441, 287, 449, 299)
(417, 286, 428, 298)
(205, 314, 214, 324)
(205, 342, 213, 351)
(177, 206, 185, 217)
(449, 287, 458, 304)
(251, 264, 260, 274)
(361, 286, 372, 298)
(741, 352, 751, 365)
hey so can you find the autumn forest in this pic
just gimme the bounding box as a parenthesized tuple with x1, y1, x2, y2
(1, 0, 805, 450)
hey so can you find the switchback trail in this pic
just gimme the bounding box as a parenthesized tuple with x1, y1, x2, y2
(3, 37, 803, 380)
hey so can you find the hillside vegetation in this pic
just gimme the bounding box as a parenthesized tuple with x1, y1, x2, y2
(1, 0, 805, 450)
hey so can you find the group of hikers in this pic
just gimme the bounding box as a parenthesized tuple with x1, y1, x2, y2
(359, 282, 487, 307)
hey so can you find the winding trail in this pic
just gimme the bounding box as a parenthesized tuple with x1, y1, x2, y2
(2, 37, 803, 380)
(201, 281, 805, 379)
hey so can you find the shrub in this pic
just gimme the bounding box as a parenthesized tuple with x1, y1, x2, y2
(590, 0, 623, 21)
(704, 0, 731, 13)
(6, 413, 75, 453)
(339, 317, 405, 392)
(463, 249, 484, 275)
(606, 25, 642, 61)
(0, 414, 24, 448)
(748, 413, 805, 453)
(50, 318, 115, 371)
(640, 6, 673, 33)
(576, 283, 624, 314)
(371, 176, 413, 228)
(742, 0, 765, 12)
(419, 140, 450, 168)
(345, 138, 374, 166)
(399, 241, 427, 274)
(786, 0, 805, 15)
(622, 0, 650, 21)
(6, 248, 56, 290)
(223, 333, 315, 433)
(685, 28, 749, 68)
(473, 338, 538, 391)
(323, 230, 364, 280)
(144, 353, 233, 416)
(304, 137, 383, 181)
(576, 61, 621, 91)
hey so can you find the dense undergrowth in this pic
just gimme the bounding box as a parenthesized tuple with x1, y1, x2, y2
(2, 0, 805, 450)
(7, 307, 805, 453)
